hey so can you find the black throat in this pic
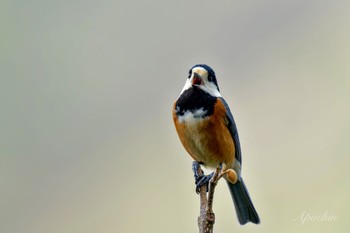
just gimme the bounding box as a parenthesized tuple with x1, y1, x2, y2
(175, 86, 217, 117)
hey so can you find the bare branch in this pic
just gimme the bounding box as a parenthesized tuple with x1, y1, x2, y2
(195, 163, 226, 233)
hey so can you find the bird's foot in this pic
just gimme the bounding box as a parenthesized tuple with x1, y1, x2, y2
(195, 173, 214, 193)
(192, 161, 214, 194)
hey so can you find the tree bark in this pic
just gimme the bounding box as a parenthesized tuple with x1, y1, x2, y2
(195, 163, 226, 233)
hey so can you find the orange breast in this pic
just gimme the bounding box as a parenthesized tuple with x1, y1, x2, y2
(173, 99, 235, 169)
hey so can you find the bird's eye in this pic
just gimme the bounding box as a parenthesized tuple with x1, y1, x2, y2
(208, 75, 212, 82)
(188, 70, 192, 79)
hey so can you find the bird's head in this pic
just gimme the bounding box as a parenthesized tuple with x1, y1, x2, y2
(180, 64, 221, 97)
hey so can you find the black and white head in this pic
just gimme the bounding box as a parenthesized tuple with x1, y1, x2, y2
(180, 64, 221, 97)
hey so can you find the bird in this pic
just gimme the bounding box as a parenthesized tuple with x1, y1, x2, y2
(172, 64, 260, 225)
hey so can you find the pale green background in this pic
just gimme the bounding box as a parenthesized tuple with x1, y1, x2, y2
(1, 0, 349, 233)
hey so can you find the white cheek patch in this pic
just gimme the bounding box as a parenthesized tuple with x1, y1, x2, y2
(179, 79, 192, 97)
(177, 108, 207, 123)
(198, 81, 221, 97)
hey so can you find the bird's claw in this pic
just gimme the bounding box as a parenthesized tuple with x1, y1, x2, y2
(192, 161, 215, 193)
(195, 173, 214, 193)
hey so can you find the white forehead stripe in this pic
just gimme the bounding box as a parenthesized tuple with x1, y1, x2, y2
(192, 67, 208, 77)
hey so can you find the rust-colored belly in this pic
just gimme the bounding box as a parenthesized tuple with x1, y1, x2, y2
(173, 100, 235, 169)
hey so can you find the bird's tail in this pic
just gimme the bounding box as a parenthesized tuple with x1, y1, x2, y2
(227, 178, 260, 225)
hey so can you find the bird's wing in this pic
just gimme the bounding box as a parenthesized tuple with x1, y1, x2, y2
(219, 97, 242, 164)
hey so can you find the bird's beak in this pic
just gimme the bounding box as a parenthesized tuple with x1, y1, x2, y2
(192, 73, 203, 86)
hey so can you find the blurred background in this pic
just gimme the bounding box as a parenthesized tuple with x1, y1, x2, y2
(1, 0, 349, 232)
